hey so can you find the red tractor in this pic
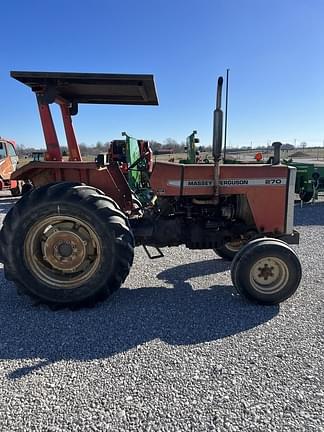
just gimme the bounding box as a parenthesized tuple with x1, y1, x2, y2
(0, 71, 302, 308)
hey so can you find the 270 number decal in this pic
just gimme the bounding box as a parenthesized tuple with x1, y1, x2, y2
(265, 179, 282, 184)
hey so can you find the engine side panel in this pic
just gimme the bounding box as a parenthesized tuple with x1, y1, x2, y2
(150, 162, 291, 234)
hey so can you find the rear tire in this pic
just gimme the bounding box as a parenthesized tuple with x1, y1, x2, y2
(231, 239, 302, 304)
(0, 182, 134, 308)
(214, 240, 242, 261)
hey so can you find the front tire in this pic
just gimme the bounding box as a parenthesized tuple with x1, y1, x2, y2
(0, 182, 134, 307)
(231, 239, 302, 304)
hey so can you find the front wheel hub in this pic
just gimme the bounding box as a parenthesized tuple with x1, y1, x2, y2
(249, 257, 289, 294)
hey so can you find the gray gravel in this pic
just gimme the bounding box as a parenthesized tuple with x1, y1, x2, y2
(0, 195, 323, 431)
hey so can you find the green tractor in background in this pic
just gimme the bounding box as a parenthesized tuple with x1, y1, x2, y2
(179, 130, 210, 164)
(282, 160, 324, 202)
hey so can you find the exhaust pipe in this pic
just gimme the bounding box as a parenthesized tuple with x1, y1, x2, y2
(212, 77, 224, 201)
(272, 142, 282, 165)
(212, 77, 224, 161)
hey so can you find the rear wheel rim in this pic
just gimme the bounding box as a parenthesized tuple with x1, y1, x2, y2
(249, 256, 289, 295)
(24, 215, 102, 289)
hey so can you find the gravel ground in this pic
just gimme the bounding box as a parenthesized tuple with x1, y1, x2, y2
(0, 195, 323, 431)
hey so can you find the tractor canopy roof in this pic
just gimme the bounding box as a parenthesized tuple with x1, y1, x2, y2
(11, 71, 159, 106)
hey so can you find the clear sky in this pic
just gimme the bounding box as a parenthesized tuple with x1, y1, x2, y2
(0, 0, 323, 149)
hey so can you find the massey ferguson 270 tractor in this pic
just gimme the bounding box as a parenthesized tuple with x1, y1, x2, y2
(0, 71, 302, 308)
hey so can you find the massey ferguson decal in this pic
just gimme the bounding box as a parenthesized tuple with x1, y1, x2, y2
(221, 178, 287, 186)
(186, 180, 214, 187)
(167, 180, 213, 187)
(221, 179, 249, 186)
(167, 178, 287, 188)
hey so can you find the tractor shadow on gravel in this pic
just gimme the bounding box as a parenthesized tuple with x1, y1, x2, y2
(0, 258, 279, 380)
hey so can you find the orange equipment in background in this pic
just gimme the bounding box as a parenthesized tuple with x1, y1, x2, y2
(0, 137, 20, 195)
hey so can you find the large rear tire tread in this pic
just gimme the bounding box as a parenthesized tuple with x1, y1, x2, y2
(0, 182, 134, 309)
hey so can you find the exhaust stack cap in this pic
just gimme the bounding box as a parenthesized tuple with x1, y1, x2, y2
(272, 141, 282, 165)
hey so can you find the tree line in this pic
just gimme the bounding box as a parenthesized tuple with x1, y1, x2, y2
(16, 138, 212, 157)
(15, 140, 315, 158)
